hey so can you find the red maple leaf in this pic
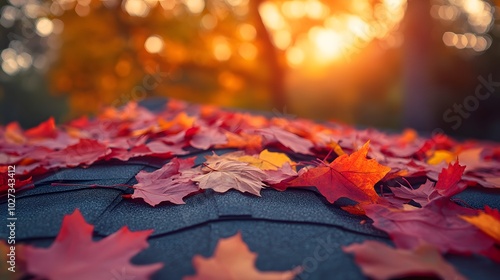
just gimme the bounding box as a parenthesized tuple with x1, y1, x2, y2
(434, 161, 466, 197)
(363, 198, 496, 254)
(24, 117, 57, 139)
(389, 161, 467, 207)
(255, 126, 313, 155)
(131, 157, 200, 206)
(44, 139, 111, 168)
(24, 209, 163, 280)
(186, 126, 228, 150)
(284, 141, 390, 203)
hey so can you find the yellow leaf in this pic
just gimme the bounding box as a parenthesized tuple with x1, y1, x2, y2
(427, 150, 454, 165)
(328, 141, 345, 156)
(238, 149, 293, 171)
(131, 112, 195, 136)
(461, 212, 500, 242)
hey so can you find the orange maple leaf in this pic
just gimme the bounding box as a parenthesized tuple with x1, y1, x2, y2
(184, 233, 301, 280)
(286, 141, 390, 203)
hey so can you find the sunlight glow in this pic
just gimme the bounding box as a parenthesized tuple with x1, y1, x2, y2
(35, 17, 54, 37)
(272, 29, 292, 50)
(123, 0, 150, 17)
(310, 28, 344, 61)
(183, 0, 205, 14)
(305, 0, 328, 19)
(145, 35, 164, 54)
(281, 1, 306, 19)
(261, 0, 407, 67)
(213, 37, 232, 61)
(75, 3, 90, 17)
(286, 46, 304, 67)
(438, 0, 494, 52)
(238, 24, 256, 41)
(238, 43, 258, 60)
(201, 14, 217, 30)
(346, 16, 370, 40)
(259, 2, 286, 30)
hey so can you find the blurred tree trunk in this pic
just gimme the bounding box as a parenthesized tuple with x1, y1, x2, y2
(249, 0, 286, 109)
(402, 0, 435, 131)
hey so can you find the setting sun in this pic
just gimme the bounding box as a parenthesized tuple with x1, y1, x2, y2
(259, 0, 407, 68)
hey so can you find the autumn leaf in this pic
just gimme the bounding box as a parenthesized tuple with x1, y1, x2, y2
(186, 126, 228, 150)
(45, 139, 111, 168)
(427, 149, 455, 165)
(24, 209, 163, 280)
(427, 148, 494, 172)
(221, 131, 263, 153)
(264, 162, 298, 185)
(343, 241, 466, 280)
(255, 126, 313, 155)
(4, 122, 26, 144)
(389, 162, 466, 207)
(184, 233, 301, 280)
(434, 161, 466, 197)
(285, 141, 390, 203)
(131, 157, 200, 206)
(238, 149, 294, 170)
(24, 117, 57, 139)
(459, 148, 500, 171)
(192, 156, 267, 196)
(461, 206, 500, 243)
(327, 141, 345, 156)
(389, 180, 437, 207)
(484, 177, 500, 188)
(363, 198, 496, 254)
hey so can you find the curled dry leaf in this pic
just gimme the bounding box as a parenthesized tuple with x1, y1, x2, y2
(192, 157, 267, 196)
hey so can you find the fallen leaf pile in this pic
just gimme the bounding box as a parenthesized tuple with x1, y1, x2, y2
(1, 99, 499, 279)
